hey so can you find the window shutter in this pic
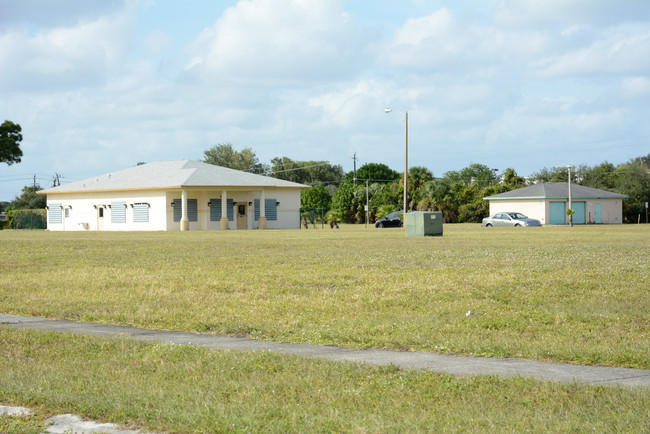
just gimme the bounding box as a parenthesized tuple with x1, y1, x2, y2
(254, 198, 277, 221)
(48, 203, 62, 223)
(111, 201, 126, 223)
(133, 203, 149, 223)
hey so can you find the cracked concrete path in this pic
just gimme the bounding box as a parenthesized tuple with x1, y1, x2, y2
(2, 313, 649, 388)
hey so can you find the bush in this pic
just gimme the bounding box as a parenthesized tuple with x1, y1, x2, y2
(5, 209, 47, 229)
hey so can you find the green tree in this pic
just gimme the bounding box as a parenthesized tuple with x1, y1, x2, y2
(203, 143, 266, 174)
(446, 163, 498, 186)
(0, 120, 23, 166)
(529, 166, 574, 184)
(615, 156, 650, 223)
(344, 163, 400, 183)
(270, 157, 343, 185)
(11, 184, 46, 209)
(331, 180, 357, 223)
(580, 162, 618, 191)
(501, 168, 526, 189)
(301, 185, 332, 210)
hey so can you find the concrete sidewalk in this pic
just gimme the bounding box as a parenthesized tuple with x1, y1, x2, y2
(2, 313, 649, 388)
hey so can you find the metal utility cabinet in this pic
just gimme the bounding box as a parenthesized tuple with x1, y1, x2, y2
(405, 211, 443, 237)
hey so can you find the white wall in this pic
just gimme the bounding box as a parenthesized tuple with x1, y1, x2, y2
(46, 191, 168, 231)
(488, 198, 623, 225)
(46, 187, 304, 231)
(489, 200, 547, 224)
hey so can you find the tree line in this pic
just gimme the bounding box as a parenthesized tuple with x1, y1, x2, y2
(2, 134, 648, 226)
(203, 144, 650, 224)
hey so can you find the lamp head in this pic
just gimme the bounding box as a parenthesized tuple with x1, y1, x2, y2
(384, 108, 392, 113)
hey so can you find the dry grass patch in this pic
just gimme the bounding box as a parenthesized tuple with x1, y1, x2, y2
(1, 224, 648, 368)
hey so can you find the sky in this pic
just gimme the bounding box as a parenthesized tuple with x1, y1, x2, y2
(1, 0, 650, 201)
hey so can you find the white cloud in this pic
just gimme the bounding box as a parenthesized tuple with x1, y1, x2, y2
(0, 4, 135, 92)
(183, 0, 367, 85)
(143, 30, 172, 55)
(494, 0, 650, 29)
(530, 31, 650, 78)
(621, 76, 650, 98)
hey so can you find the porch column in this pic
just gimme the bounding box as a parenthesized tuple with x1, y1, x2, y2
(220, 190, 229, 230)
(258, 189, 267, 229)
(180, 189, 189, 231)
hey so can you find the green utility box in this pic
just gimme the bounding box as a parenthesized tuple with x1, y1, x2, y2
(405, 211, 443, 237)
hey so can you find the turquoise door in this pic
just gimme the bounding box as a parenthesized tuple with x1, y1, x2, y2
(549, 201, 566, 225)
(595, 203, 602, 224)
(572, 201, 586, 224)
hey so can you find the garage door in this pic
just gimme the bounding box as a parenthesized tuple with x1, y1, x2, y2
(549, 201, 566, 225)
(572, 201, 585, 224)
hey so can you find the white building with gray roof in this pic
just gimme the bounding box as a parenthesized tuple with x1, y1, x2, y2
(38, 160, 310, 231)
(484, 182, 626, 225)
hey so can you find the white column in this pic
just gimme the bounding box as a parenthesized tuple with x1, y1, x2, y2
(180, 189, 189, 231)
(258, 189, 267, 229)
(220, 190, 229, 230)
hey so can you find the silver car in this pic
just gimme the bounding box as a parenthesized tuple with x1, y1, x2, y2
(482, 212, 542, 227)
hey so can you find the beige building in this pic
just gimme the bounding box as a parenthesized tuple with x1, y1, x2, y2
(39, 160, 310, 231)
(484, 183, 626, 225)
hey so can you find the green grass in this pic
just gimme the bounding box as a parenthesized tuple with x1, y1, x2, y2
(1, 329, 649, 433)
(1, 224, 649, 368)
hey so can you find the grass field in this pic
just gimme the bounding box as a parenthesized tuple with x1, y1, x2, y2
(1, 224, 648, 368)
(1, 329, 649, 433)
(1, 224, 649, 432)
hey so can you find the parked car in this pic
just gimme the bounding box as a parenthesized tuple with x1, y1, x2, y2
(375, 211, 403, 228)
(482, 212, 542, 227)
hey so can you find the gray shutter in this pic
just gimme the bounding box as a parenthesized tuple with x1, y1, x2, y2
(133, 203, 149, 223)
(111, 201, 126, 223)
(265, 198, 277, 221)
(254, 198, 277, 221)
(210, 199, 221, 221)
(173, 199, 197, 222)
(48, 203, 62, 223)
(173, 199, 181, 222)
(227, 199, 234, 221)
(187, 199, 198, 222)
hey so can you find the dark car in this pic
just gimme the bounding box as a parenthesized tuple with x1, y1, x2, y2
(375, 211, 403, 228)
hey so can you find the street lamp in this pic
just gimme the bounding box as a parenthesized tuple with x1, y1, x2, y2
(385, 108, 408, 224)
(567, 165, 573, 226)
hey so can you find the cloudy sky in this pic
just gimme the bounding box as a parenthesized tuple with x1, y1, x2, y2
(1, 0, 649, 201)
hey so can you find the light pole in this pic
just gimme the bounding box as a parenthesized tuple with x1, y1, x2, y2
(567, 165, 573, 226)
(385, 108, 408, 224)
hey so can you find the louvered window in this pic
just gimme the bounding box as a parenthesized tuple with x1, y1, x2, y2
(254, 198, 277, 221)
(133, 203, 149, 223)
(48, 203, 62, 223)
(209, 199, 234, 221)
(173, 199, 198, 222)
(111, 201, 126, 223)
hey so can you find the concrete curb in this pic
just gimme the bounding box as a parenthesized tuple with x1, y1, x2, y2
(2, 313, 649, 388)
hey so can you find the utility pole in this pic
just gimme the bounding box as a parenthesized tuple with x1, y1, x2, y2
(352, 153, 357, 184)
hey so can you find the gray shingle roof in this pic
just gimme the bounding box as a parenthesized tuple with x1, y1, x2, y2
(40, 160, 310, 194)
(484, 182, 627, 200)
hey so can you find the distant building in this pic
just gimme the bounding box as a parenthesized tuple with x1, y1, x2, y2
(484, 183, 626, 225)
(38, 160, 310, 231)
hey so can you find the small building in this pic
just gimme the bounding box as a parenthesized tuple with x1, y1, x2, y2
(38, 160, 310, 231)
(483, 182, 626, 225)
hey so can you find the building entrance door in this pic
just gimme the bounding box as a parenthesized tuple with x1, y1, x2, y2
(237, 204, 248, 229)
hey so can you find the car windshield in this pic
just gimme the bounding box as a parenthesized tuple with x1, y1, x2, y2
(508, 213, 528, 219)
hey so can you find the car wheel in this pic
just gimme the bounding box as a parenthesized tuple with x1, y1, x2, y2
(377, 222, 384, 228)
(486, 223, 492, 227)
(514, 223, 521, 227)
(399, 221, 403, 228)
